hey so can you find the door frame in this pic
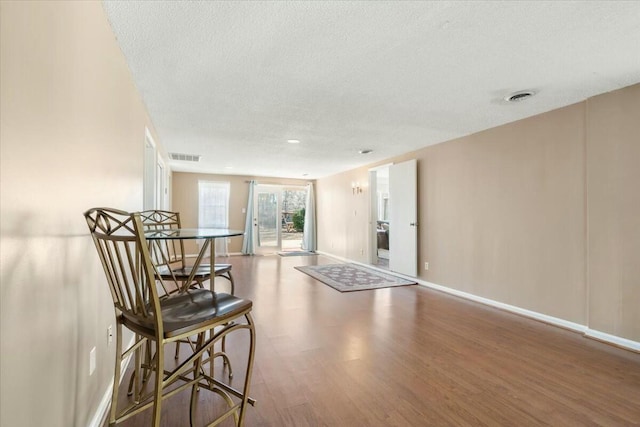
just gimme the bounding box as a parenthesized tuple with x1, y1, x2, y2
(253, 183, 309, 254)
(368, 163, 392, 266)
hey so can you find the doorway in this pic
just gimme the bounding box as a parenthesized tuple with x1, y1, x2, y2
(254, 185, 307, 254)
(369, 160, 418, 276)
(370, 165, 390, 269)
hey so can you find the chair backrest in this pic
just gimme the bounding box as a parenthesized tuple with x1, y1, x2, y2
(84, 208, 163, 335)
(138, 210, 187, 272)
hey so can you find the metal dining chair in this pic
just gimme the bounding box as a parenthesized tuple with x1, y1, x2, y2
(139, 209, 236, 365)
(138, 209, 235, 295)
(84, 207, 256, 426)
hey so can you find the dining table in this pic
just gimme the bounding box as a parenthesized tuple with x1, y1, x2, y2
(144, 228, 244, 292)
(143, 227, 252, 397)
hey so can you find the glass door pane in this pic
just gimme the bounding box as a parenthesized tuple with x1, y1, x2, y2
(256, 187, 280, 253)
(281, 188, 307, 252)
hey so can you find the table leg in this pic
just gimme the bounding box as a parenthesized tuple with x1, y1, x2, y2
(209, 237, 216, 378)
(181, 239, 210, 293)
(209, 237, 216, 292)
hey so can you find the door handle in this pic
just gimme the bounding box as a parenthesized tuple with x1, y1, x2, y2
(410, 222, 418, 227)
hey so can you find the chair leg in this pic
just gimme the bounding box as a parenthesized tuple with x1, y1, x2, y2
(227, 271, 235, 295)
(127, 352, 137, 397)
(220, 326, 233, 377)
(133, 344, 142, 403)
(237, 312, 257, 426)
(175, 340, 181, 360)
(126, 335, 148, 401)
(189, 333, 205, 427)
(220, 271, 234, 371)
(174, 279, 205, 362)
(151, 339, 164, 427)
(109, 323, 123, 426)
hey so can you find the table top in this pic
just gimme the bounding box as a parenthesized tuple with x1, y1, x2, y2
(145, 228, 244, 240)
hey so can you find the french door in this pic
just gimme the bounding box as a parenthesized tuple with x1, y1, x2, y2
(254, 186, 281, 254)
(253, 185, 308, 254)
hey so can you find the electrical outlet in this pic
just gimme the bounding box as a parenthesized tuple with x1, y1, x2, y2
(360, 248, 364, 255)
(107, 325, 113, 346)
(89, 347, 96, 376)
(424, 262, 429, 270)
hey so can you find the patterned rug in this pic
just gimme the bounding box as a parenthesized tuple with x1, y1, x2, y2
(294, 263, 416, 292)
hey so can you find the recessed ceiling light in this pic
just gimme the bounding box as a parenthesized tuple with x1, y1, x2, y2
(504, 90, 536, 102)
(224, 166, 233, 169)
(287, 139, 300, 144)
(359, 149, 373, 154)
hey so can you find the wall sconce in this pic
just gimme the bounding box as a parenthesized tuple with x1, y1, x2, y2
(351, 182, 363, 195)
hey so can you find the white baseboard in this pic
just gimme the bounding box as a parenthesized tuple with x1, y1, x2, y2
(315, 250, 352, 264)
(416, 279, 587, 332)
(88, 334, 137, 427)
(315, 251, 639, 353)
(585, 328, 640, 352)
(417, 280, 639, 352)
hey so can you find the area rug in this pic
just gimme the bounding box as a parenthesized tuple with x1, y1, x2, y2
(294, 263, 416, 292)
(278, 251, 318, 257)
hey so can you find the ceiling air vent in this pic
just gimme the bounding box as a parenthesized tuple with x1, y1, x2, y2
(169, 153, 201, 162)
(504, 90, 536, 102)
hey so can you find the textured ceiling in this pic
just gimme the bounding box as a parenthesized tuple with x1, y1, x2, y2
(103, 1, 640, 179)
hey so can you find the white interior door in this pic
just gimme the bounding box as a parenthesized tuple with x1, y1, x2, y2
(143, 128, 156, 210)
(389, 159, 417, 276)
(156, 157, 165, 210)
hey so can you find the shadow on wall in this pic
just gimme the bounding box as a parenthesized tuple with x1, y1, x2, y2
(0, 212, 112, 426)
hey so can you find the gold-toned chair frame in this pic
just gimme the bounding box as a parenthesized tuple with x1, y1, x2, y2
(85, 208, 255, 426)
(138, 209, 235, 295)
(138, 210, 236, 368)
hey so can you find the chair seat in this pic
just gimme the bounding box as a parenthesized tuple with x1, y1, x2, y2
(213, 264, 232, 275)
(122, 289, 252, 339)
(156, 264, 232, 279)
(184, 264, 233, 275)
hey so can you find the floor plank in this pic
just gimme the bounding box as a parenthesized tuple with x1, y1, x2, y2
(111, 254, 640, 426)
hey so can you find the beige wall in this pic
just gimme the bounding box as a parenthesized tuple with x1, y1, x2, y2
(1, 4, 636, 427)
(1, 2, 163, 426)
(586, 85, 640, 341)
(317, 169, 371, 263)
(316, 84, 639, 342)
(423, 105, 587, 323)
(172, 172, 310, 254)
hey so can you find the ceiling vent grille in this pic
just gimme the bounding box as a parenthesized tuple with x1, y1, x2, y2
(169, 153, 201, 162)
(504, 90, 535, 102)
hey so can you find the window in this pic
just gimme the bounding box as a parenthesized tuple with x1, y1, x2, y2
(198, 181, 230, 228)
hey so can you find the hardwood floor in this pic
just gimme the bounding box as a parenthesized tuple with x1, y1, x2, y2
(113, 254, 640, 426)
